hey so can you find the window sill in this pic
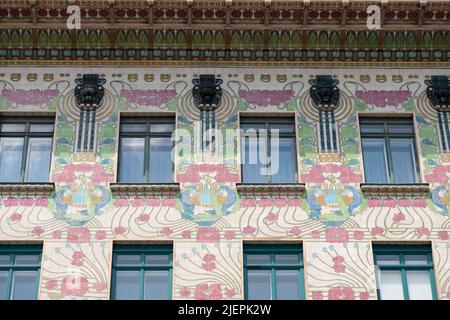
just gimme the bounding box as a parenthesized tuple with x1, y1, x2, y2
(359, 183, 430, 196)
(236, 183, 306, 197)
(109, 183, 180, 196)
(0, 182, 55, 195)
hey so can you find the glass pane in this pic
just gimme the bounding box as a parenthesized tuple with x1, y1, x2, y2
(149, 137, 173, 183)
(276, 270, 300, 300)
(120, 124, 147, 132)
(247, 270, 271, 300)
(150, 124, 175, 133)
(0, 137, 24, 182)
(145, 255, 170, 265)
(360, 124, 385, 134)
(0, 255, 9, 265)
(1, 124, 26, 132)
(14, 255, 39, 265)
(29, 124, 54, 133)
(144, 270, 169, 300)
(115, 271, 140, 300)
(119, 137, 145, 183)
(241, 136, 267, 183)
(0, 271, 7, 300)
(275, 254, 299, 265)
(406, 271, 433, 300)
(404, 255, 429, 266)
(25, 138, 52, 182)
(11, 271, 37, 300)
(361, 138, 389, 183)
(116, 255, 141, 265)
(246, 254, 270, 265)
(240, 124, 265, 132)
(270, 124, 295, 133)
(379, 270, 404, 300)
(390, 138, 418, 183)
(376, 255, 400, 265)
(388, 124, 413, 134)
(271, 137, 296, 183)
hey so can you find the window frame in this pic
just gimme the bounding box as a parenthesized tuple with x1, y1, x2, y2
(373, 245, 438, 300)
(0, 116, 55, 182)
(111, 244, 173, 300)
(0, 245, 42, 300)
(243, 244, 305, 300)
(359, 116, 421, 184)
(239, 116, 298, 184)
(117, 116, 175, 184)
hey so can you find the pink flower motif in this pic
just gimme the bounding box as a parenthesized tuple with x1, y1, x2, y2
(311, 230, 321, 239)
(353, 230, 364, 240)
(325, 227, 348, 243)
(71, 251, 84, 267)
(93, 282, 107, 292)
(10, 212, 22, 222)
(201, 261, 216, 271)
(52, 230, 62, 239)
(1, 88, 60, 105)
(393, 212, 406, 223)
(177, 164, 239, 183)
(137, 214, 150, 222)
(238, 89, 295, 107)
(312, 291, 324, 300)
(291, 226, 301, 236)
(265, 212, 279, 223)
(438, 230, 449, 241)
(114, 198, 129, 207)
(224, 230, 236, 240)
(328, 287, 355, 300)
(243, 226, 257, 236)
(360, 292, 370, 300)
(417, 227, 430, 236)
(131, 198, 146, 207)
(162, 198, 176, 207)
(371, 227, 384, 236)
(3, 197, 18, 207)
(383, 198, 397, 207)
(161, 227, 173, 237)
(61, 276, 89, 297)
(398, 198, 412, 207)
(258, 198, 273, 207)
(114, 226, 126, 235)
(120, 88, 177, 106)
(19, 198, 34, 206)
(367, 199, 382, 207)
(197, 227, 220, 243)
(240, 198, 257, 207)
(332, 256, 346, 273)
(180, 287, 191, 298)
(289, 198, 302, 207)
(45, 280, 58, 290)
(182, 230, 192, 239)
(224, 288, 236, 298)
(412, 198, 427, 208)
(425, 165, 450, 184)
(194, 283, 223, 300)
(35, 197, 49, 207)
(147, 198, 161, 207)
(355, 90, 411, 108)
(67, 227, 90, 243)
(95, 231, 106, 240)
(32, 226, 44, 236)
(273, 198, 288, 207)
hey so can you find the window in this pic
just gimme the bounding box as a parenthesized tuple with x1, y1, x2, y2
(0, 245, 42, 300)
(240, 117, 297, 183)
(111, 245, 172, 300)
(359, 117, 419, 184)
(118, 117, 175, 183)
(373, 245, 437, 300)
(0, 117, 54, 182)
(244, 244, 304, 300)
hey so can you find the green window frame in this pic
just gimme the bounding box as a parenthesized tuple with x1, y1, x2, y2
(0, 117, 55, 182)
(240, 116, 298, 184)
(359, 117, 420, 184)
(373, 245, 438, 300)
(118, 116, 175, 183)
(111, 245, 173, 300)
(0, 245, 42, 300)
(244, 244, 305, 300)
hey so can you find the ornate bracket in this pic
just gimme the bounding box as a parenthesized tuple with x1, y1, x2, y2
(74, 74, 106, 110)
(425, 75, 450, 111)
(192, 75, 223, 111)
(309, 75, 340, 111)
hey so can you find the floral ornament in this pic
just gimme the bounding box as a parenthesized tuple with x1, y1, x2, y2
(301, 164, 363, 184)
(332, 256, 346, 273)
(67, 227, 91, 243)
(325, 227, 349, 243)
(61, 276, 89, 297)
(177, 164, 239, 183)
(194, 283, 223, 300)
(327, 287, 355, 300)
(431, 185, 450, 217)
(197, 227, 220, 243)
(201, 253, 217, 271)
(71, 251, 85, 267)
(307, 177, 362, 226)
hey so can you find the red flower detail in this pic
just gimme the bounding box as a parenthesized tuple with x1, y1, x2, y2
(162, 198, 176, 207)
(10, 212, 22, 222)
(383, 198, 397, 207)
(3, 198, 19, 207)
(194, 284, 223, 300)
(161, 227, 173, 237)
(417, 227, 430, 236)
(393, 212, 406, 223)
(19, 198, 34, 206)
(180, 287, 191, 298)
(438, 230, 449, 241)
(201, 262, 216, 271)
(147, 198, 161, 207)
(332, 256, 346, 273)
(371, 227, 384, 236)
(243, 226, 256, 236)
(176, 164, 239, 183)
(240, 199, 257, 207)
(312, 291, 324, 300)
(61, 276, 89, 297)
(224, 230, 236, 240)
(71, 251, 84, 267)
(291, 226, 301, 236)
(131, 198, 146, 207)
(273, 198, 288, 207)
(224, 288, 236, 298)
(35, 197, 49, 207)
(93, 282, 107, 292)
(289, 198, 302, 207)
(325, 228, 348, 243)
(67, 227, 90, 243)
(182, 230, 192, 239)
(197, 227, 220, 243)
(265, 212, 279, 223)
(95, 231, 106, 240)
(353, 230, 364, 240)
(114, 226, 126, 235)
(368, 199, 382, 207)
(328, 287, 355, 300)
(360, 292, 369, 300)
(52, 230, 62, 239)
(33, 226, 44, 236)
(45, 280, 57, 290)
(114, 198, 129, 207)
(138, 214, 150, 222)
(257, 198, 273, 207)
(398, 198, 412, 207)
(311, 230, 321, 239)
(412, 198, 427, 208)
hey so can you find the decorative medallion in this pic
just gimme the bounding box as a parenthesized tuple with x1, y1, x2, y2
(309, 75, 340, 111)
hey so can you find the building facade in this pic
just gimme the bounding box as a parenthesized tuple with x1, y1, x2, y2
(0, 0, 449, 300)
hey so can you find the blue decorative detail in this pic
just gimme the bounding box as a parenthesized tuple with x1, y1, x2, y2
(431, 186, 450, 217)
